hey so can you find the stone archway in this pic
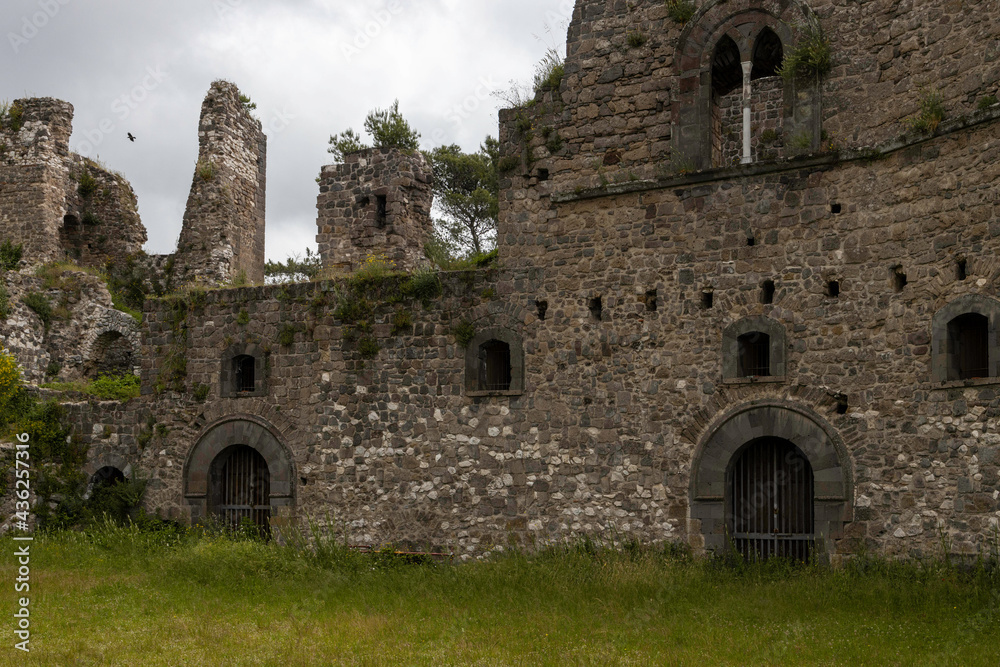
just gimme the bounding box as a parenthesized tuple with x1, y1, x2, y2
(183, 416, 295, 528)
(690, 400, 853, 557)
(82, 309, 141, 378)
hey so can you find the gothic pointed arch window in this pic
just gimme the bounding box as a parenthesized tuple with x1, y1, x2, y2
(711, 35, 743, 167)
(751, 28, 783, 80)
(673, 1, 815, 168)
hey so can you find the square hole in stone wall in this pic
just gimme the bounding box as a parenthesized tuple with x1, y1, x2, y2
(892, 266, 907, 292)
(827, 280, 840, 298)
(761, 280, 775, 305)
(536, 300, 549, 321)
(702, 291, 714, 309)
(589, 296, 603, 321)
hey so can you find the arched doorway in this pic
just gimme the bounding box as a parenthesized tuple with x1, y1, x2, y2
(690, 402, 852, 559)
(730, 437, 814, 560)
(183, 417, 295, 533)
(209, 445, 271, 534)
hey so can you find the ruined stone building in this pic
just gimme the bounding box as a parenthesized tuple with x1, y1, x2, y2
(2, 0, 1000, 561)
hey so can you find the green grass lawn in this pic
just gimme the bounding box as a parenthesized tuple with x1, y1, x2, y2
(1, 526, 998, 666)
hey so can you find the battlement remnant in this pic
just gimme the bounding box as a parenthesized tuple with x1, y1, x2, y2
(0, 98, 145, 268)
(174, 81, 267, 286)
(316, 147, 433, 273)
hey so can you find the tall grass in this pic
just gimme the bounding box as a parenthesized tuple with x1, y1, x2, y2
(4, 524, 999, 665)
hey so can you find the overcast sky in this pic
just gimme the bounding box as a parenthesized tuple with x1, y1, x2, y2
(3, 0, 572, 261)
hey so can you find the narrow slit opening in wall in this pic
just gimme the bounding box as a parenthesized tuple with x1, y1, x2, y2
(827, 280, 840, 298)
(375, 195, 388, 228)
(831, 203, 842, 215)
(747, 235, 756, 247)
(589, 297, 603, 321)
(645, 289, 657, 312)
(702, 291, 714, 310)
(761, 280, 775, 305)
(957, 258, 968, 281)
(836, 396, 849, 415)
(892, 266, 907, 292)
(536, 300, 549, 321)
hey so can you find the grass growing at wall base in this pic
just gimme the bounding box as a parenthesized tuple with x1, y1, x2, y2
(2, 526, 998, 666)
(42, 373, 140, 401)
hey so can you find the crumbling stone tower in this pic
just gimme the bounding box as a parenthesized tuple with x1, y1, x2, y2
(316, 148, 433, 273)
(175, 81, 266, 285)
(0, 98, 146, 269)
(0, 98, 75, 264)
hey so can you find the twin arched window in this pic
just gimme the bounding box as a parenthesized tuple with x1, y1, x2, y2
(675, 3, 819, 170)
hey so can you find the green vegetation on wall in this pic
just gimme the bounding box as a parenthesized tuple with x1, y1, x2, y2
(0, 351, 88, 528)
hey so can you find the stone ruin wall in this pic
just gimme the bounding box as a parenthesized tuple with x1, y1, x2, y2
(0, 98, 75, 266)
(174, 81, 267, 286)
(506, 0, 1000, 195)
(127, 112, 1000, 558)
(0, 268, 140, 384)
(316, 148, 434, 274)
(0, 98, 146, 270)
(494, 110, 1000, 557)
(60, 155, 146, 271)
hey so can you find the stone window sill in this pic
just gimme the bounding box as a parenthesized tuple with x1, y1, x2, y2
(935, 377, 1000, 389)
(466, 390, 524, 398)
(723, 376, 786, 386)
(221, 390, 268, 399)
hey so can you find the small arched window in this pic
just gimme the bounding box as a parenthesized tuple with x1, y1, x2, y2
(751, 28, 783, 80)
(931, 295, 1000, 383)
(948, 313, 989, 380)
(478, 340, 512, 391)
(712, 35, 742, 97)
(221, 344, 267, 398)
(234, 355, 256, 393)
(464, 328, 524, 396)
(723, 317, 787, 380)
(738, 333, 771, 377)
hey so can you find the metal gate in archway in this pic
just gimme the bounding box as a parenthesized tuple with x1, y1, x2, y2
(731, 437, 814, 561)
(211, 445, 271, 535)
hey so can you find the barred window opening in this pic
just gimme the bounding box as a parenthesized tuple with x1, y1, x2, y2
(738, 333, 771, 377)
(234, 355, 256, 393)
(478, 340, 512, 391)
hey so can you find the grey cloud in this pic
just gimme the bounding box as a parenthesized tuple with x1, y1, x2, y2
(2, 0, 568, 261)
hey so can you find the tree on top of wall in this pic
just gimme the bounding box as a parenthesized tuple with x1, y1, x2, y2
(327, 100, 421, 162)
(425, 138, 500, 257)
